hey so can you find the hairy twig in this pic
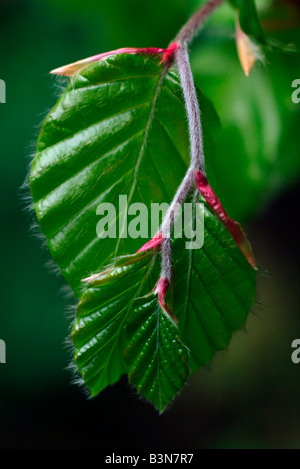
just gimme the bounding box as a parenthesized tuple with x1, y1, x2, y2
(160, 166, 195, 238)
(175, 45, 206, 174)
(174, 0, 225, 46)
(159, 167, 194, 284)
(157, 0, 223, 290)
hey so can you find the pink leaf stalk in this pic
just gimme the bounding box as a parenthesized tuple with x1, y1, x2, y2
(137, 236, 177, 322)
(161, 42, 180, 64)
(156, 277, 178, 324)
(136, 233, 163, 253)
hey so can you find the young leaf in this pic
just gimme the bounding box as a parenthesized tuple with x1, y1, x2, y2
(195, 169, 256, 269)
(172, 197, 257, 371)
(71, 250, 155, 395)
(30, 54, 217, 297)
(125, 292, 190, 413)
(236, 17, 260, 76)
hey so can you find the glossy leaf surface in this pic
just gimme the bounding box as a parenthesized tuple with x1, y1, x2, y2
(31, 53, 257, 411)
(173, 198, 256, 371)
(30, 54, 194, 296)
(72, 198, 256, 409)
(125, 292, 190, 412)
(72, 250, 154, 395)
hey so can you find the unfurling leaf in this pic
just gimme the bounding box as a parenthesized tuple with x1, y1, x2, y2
(229, 0, 296, 53)
(72, 250, 155, 395)
(235, 17, 260, 76)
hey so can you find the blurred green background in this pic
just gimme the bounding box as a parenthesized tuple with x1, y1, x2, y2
(0, 0, 299, 449)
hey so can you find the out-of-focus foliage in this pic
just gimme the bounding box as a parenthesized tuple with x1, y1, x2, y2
(191, 1, 300, 221)
(229, 0, 295, 51)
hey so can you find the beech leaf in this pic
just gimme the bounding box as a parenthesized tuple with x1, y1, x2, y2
(72, 250, 155, 395)
(30, 54, 218, 296)
(125, 292, 190, 412)
(30, 53, 257, 411)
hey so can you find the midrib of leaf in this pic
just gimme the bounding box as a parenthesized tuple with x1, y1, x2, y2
(126, 296, 189, 411)
(114, 69, 167, 257)
(181, 247, 218, 362)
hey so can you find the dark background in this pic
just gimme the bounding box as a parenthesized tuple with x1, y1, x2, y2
(0, 0, 299, 449)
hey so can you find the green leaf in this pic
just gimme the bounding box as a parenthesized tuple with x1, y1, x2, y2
(30, 55, 194, 296)
(125, 292, 190, 413)
(228, 0, 295, 52)
(71, 250, 155, 395)
(30, 53, 219, 297)
(173, 198, 257, 372)
(71, 197, 256, 409)
(30, 55, 187, 296)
